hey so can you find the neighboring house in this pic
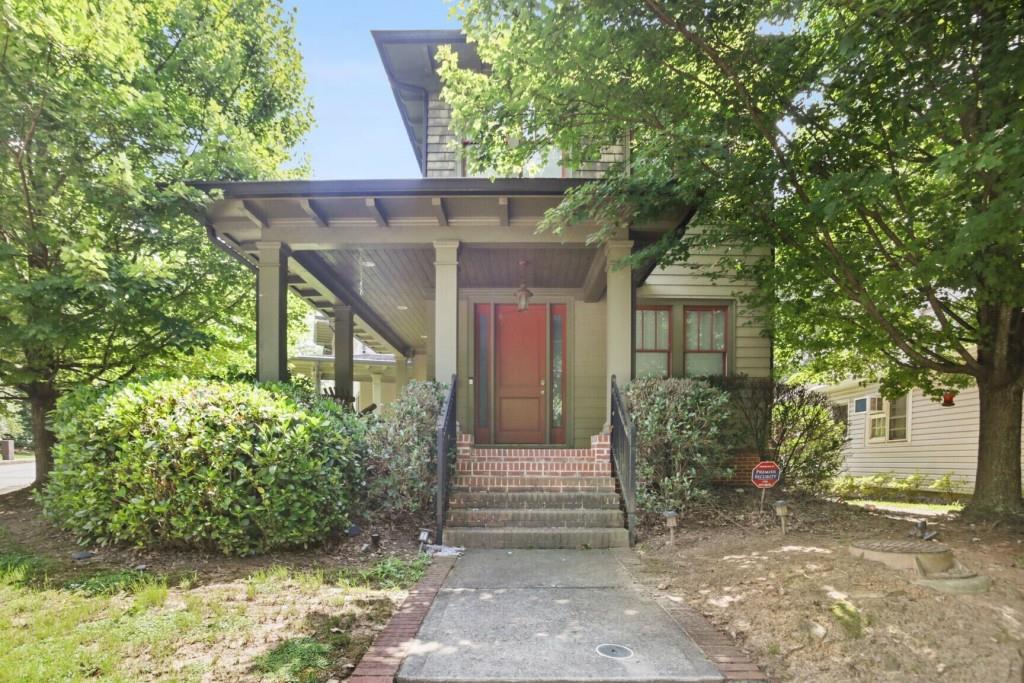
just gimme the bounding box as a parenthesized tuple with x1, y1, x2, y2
(290, 316, 401, 411)
(823, 379, 1024, 494)
(195, 29, 771, 547)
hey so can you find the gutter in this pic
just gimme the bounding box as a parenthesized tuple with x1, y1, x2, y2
(206, 223, 255, 273)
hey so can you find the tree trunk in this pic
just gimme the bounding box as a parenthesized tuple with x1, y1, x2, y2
(968, 378, 1024, 516)
(28, 385, 57, 487)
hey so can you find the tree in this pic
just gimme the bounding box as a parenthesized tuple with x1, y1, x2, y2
(0, 0, 312, 484)
(439, 1, 1024, 515)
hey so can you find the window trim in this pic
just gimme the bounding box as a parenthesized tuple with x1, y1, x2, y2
(635, 305, 672, 377)
(683, 304, 729, 377)
(864, 393, 912, 444)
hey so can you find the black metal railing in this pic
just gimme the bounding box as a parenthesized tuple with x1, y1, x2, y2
(435, 374, 457, 544)
(610, 375, 637, 545)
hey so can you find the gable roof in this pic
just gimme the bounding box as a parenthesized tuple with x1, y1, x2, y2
(372, 29, 482, 174)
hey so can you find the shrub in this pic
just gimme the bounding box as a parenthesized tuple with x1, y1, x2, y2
(363, 380, 446, 515)
(40, 378, 366, 555)
(624, 377, 734, 511)
(713, 377, 847, 494)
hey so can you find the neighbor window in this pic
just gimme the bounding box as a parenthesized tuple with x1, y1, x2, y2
(683, 306, 727, 377)
(867, 394, 910, 443)
(635, 307, 671, 377)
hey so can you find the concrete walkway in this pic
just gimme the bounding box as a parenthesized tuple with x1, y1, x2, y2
(0, 460, 34, 495)
(398, 549, 724, 683)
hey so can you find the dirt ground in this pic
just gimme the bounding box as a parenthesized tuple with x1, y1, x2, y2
(0, 487, 425, 583)
(631, 489, 1024, 682)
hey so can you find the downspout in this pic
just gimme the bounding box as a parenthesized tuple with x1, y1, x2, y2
(206, 223, 255, 273)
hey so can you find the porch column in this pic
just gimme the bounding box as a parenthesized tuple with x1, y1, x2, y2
(394, 354, 409, 394)
(412, 352, 428, 381)
(605, 239, 634, 416)
(256, 241, 288, 382)
(370, 367, 384, 406)
(433, 240, 460, 385)
(333, 303, 354, 403)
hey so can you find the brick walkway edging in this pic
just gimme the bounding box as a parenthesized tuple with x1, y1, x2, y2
(348, 555, 456, 683)
(616, 553, 770, 682)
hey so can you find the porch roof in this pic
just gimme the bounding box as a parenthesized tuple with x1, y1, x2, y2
(195, 177, 694, 357)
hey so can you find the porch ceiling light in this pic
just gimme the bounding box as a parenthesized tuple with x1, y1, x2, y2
(515, 259, 533, 312)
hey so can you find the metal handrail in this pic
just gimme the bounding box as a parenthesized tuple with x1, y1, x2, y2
(610, 375, 637, 545)
(435, 374, 457, 544)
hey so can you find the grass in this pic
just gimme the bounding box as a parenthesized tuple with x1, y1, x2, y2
(846, 499, 963, 514)
(0, 537, 424, 682)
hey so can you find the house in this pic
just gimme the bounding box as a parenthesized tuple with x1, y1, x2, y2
(823, 379, 1024, 494)
(195, 30, 771, 547)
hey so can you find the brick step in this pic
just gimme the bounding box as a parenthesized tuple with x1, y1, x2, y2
(467, 448, 595, 459)
(456, 460, 612, 476)
(447, 507, 625, 528)
(448, 491, 622, 510)
(452, 475, 617, 493)
(443, 526, 630, 549)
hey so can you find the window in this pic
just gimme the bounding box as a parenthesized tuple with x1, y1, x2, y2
(635, 307, 671, 377)
(866, 394, 910, 443)
(684, 306, 727, 377)
(853, 398, 867, 413)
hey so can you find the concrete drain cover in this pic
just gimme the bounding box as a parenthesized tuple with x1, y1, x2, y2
(850, 539, 954, 574)
(596, 644, 634, 659)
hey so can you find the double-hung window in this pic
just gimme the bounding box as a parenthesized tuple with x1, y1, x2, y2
(635, 307, 671, 377)
(867, 394, 909, 442)
(684, 306, 727, 377)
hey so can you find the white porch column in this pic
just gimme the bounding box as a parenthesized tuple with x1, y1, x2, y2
(256, 241, 288, 382)
(370, 367, 384, 406)
(394, 353, 409, 394)
(333, 303, 354, 403)
(605, 240, 634, 416)
(433, 240, 460, 385)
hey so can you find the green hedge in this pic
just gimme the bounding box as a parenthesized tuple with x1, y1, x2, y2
(625, 377, 734, 510)
(40, 379, 366, 555)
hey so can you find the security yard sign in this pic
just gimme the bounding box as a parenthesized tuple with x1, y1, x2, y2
(751, 461, 782, 489)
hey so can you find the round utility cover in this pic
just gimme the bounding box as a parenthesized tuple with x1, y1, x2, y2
(850, 539, 955, 574)
(596, 644, 634, 659)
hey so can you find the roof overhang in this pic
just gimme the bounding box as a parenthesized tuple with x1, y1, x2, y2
(372, 30, 480, 174)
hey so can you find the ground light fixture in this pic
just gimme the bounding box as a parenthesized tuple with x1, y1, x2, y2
(774, 500, 790, 534)
(662, 510, 678, 544)
(418, 528, 431, 552)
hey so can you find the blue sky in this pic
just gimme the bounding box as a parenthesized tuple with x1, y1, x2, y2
(290, 1, 458, 179)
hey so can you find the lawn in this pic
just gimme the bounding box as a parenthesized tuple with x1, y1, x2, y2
(845, 499, 963, 515)
(0, 491, 430, 683)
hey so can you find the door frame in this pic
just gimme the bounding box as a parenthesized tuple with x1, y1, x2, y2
(467, 293, 574, 446)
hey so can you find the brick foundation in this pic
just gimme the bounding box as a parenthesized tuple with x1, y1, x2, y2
(717, 449, 767, 486)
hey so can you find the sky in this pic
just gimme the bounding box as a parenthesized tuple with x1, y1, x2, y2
(290, 1, 459, 179)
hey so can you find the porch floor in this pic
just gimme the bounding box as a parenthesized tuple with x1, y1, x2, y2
(397, 549, 724, 683)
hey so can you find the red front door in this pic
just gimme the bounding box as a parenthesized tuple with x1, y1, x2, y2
(495, 304, 546, 443)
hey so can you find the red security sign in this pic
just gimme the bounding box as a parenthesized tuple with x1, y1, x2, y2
(751, 461, 782, 489)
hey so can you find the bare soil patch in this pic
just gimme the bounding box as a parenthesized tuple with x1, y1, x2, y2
(632, 489, 1024, 682)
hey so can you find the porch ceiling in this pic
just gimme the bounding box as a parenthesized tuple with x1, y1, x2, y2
(195, 178, 695, 357)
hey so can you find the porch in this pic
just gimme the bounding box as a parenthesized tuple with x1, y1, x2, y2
(198, 177, 691, 449)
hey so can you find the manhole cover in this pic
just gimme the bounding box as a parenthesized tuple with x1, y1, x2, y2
(851, 539, 950, 554)
(596, 644, 634, 659)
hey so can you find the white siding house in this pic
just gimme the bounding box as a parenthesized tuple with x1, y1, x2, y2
(823, 379, 1024, 493)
